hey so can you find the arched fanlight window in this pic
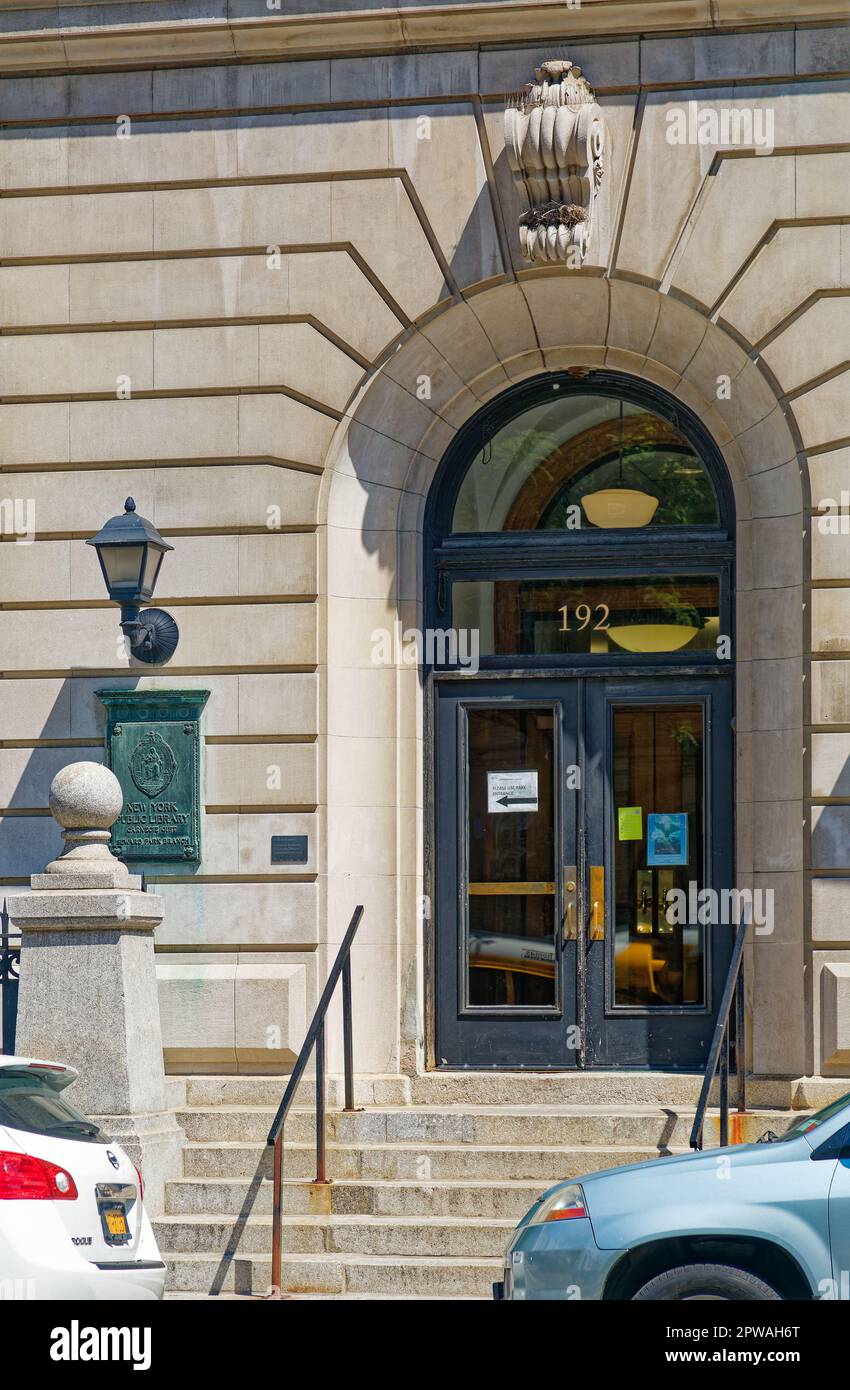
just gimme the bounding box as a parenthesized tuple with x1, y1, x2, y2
(451, 389, 720, 534)
(426, 372, 734, 663)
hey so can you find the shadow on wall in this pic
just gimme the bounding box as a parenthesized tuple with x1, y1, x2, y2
(812, 783, 850, 1075)
(332, 109, 608, 575)
(811, 803, 850, 868)
(335, 170, 511, 577)
(0, 673, 162, 886)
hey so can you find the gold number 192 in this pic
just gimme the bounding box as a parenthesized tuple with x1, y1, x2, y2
(559, 603, 610, 632)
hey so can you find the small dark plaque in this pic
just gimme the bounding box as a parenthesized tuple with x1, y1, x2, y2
(98, 689, 209, 864)
(271, 835, 308, 865)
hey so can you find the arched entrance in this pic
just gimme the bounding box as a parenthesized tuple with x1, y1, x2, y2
(425, 370, 736, 1070)
(321, 275, 806, 1081)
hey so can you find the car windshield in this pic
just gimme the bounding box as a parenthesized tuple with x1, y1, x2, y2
(776, 1090, 850, 1142)
(0, 1072, 111, 1145)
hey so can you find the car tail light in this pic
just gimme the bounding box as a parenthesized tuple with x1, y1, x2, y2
(0, 1151, 78, 1201)
(134, 1163, 144, 1201)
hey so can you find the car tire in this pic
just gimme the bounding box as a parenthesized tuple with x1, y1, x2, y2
(632, 1263, 782, 1301)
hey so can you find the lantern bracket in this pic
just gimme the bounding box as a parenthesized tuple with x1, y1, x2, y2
(120, 603, 180, 665)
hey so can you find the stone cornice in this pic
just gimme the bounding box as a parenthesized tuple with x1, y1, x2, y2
(0, 0, 847, 76)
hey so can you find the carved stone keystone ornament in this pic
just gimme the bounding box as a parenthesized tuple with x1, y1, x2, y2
(504, 58, 606, 265)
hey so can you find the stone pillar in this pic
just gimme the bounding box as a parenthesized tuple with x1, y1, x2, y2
(8, 761, 183, 1216)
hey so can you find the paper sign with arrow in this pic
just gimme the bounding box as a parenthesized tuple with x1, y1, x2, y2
(487, 770, 539, 814)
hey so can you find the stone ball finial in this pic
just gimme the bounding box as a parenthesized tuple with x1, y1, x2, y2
(46, 761, 128, 876)
(49, 761, 123, 830)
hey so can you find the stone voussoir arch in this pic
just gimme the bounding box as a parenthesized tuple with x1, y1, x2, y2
(319, 274, 806, 1077)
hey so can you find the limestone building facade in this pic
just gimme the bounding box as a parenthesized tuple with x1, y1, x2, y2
(1, 0, 850, 1089)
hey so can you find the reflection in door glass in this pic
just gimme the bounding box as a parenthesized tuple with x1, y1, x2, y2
(613, 706, 704, 1007)
(466, 707, 556, 1008)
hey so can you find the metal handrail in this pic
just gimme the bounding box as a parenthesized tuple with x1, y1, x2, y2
(266, 904, 363, 1297)
(690, 902, 750, 1151)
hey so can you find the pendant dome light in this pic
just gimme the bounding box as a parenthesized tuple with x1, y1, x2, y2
(581, 400, 660, 528)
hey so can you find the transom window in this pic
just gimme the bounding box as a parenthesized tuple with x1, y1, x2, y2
(427, 372, 734, 666)
(452, 390, 720, 533)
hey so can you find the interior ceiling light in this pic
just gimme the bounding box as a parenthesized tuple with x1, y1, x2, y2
(606, 624, 699, 653)
(581, 400, 660, 529)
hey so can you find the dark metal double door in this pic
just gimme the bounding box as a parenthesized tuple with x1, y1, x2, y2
(434, 675, 733, 1070)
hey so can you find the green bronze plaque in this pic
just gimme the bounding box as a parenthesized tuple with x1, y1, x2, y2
(97, 689, 209, 863)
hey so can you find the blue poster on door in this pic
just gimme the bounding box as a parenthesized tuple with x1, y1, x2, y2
(647, 813, 688, 866)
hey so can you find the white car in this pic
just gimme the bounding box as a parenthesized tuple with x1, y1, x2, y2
(0, 1056, 166, 1300)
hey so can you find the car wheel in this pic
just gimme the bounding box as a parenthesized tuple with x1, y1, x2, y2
(632, 1263, 782, 1301)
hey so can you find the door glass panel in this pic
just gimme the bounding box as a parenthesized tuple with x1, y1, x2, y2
(612, 705, 705, 1007)
(466, 707, 556, 1008)
(453, 576, 720, 657)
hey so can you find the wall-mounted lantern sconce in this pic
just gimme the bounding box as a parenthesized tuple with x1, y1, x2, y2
(86, 498, 179, 664)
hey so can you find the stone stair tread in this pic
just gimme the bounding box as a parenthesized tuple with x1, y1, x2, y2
(177, 1102, 793, 1117)
(161, 1250, 503, 1265)
(174, 1074, 405, 1080)
(175, 1070, 827, 1098)
(287, 1293, 489, 1300)
(156, 1213, 517, 1226)
(165, 1292, 264, 1301)
(166, 1291, 488, 1300)
(178, 1139, 687, 1152)
(168, 1175, 575, 1188)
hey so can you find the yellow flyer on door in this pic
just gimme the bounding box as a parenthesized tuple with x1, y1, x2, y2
(618, 806, 643, 840)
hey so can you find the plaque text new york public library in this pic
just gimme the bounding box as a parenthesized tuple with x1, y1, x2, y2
(98, 690, 209, 864)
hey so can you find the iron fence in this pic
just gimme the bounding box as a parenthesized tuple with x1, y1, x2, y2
(0, 899, 21, 1055)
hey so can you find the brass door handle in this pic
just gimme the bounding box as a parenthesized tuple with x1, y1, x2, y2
(564, 900, 575, 941)
(563, 867, 578, 941)
(589, 865, 605, 941)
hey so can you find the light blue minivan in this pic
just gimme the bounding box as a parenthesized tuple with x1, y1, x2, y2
(495, 1092, 850, 1300)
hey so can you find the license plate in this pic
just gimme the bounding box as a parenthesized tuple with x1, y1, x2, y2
(105, 1209, 127, 1237)
(100, 1203, 130, 1244)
